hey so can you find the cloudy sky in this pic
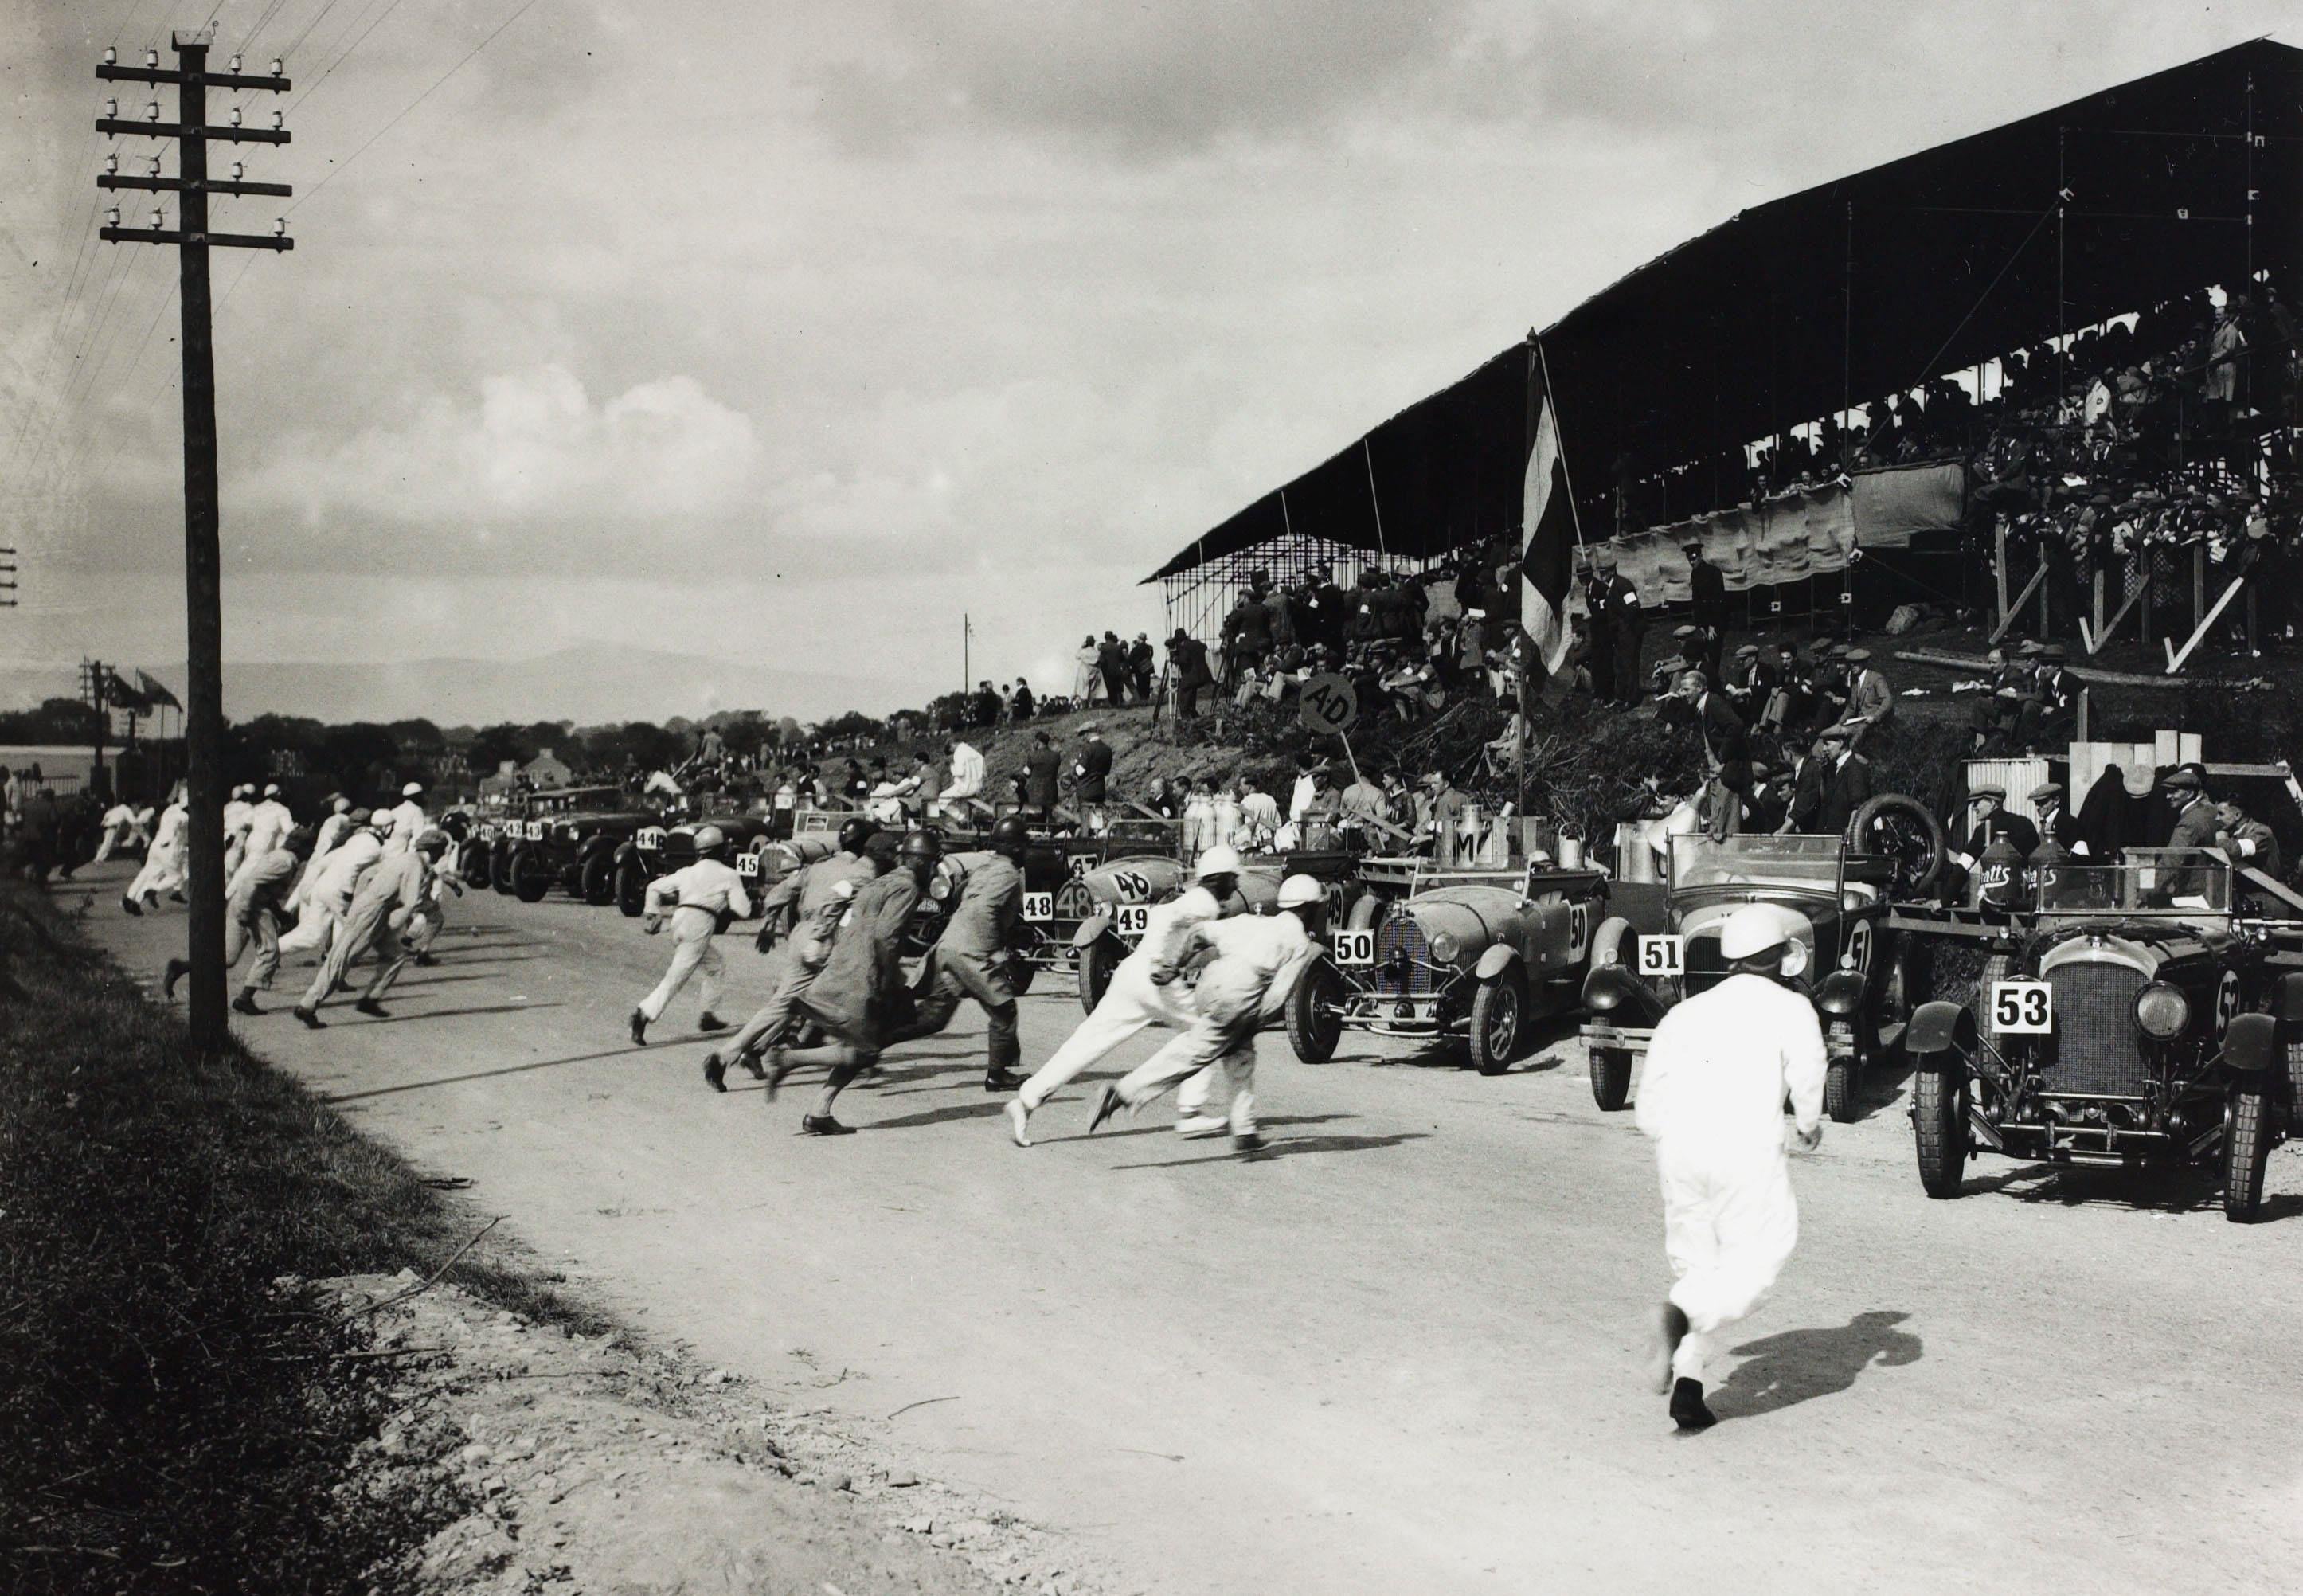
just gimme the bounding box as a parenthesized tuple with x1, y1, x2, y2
(1, 0, 2288, 719)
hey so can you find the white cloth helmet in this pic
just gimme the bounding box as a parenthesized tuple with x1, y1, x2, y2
(1718, 903, 1808, 976)
(691, 823, 727, 854)
(1195, 844, 1243, 880)
(1276, 874, 1324, 909)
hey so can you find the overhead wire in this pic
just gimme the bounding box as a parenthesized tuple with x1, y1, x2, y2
(290, 0, 542, 216)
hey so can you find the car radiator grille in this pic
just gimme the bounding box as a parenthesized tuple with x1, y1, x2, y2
(1683, 937, 1726, 997)
(1374, 910, 1438, 997)
(2042, 963, 2149, 1095)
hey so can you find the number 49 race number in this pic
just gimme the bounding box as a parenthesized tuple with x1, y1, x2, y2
(1991, 980, 2052, 1034)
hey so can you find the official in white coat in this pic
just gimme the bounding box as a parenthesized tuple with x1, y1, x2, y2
(1092, 874, 1326, 1152)
(292, 795, 355, 909)
(1005, 845, 1243, 1147)
(384, 782, 428, 857)
(93, 801, 147, 862)
(122, 789, 190, 913)
(221, 784, 256, 880)
(1636, 903, 1827, 1432)
(630, 825, 753, 1045)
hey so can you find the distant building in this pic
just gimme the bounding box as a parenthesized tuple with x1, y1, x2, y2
(524, 747, 574, 789)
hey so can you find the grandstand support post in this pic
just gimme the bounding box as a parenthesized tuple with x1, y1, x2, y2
(1994, 522, 2008, 631)
(2089, 581, 2143, 657)
(1988, 565, 2048, 646)
(2166, 575, 2247, 674)
(2192, 546, 2206, 636)
(2076, 687, 2090, 742)
(1362, 440, 1388, 561)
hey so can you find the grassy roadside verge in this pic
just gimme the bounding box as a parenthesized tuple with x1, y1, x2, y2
(0, 882, 597, 1592)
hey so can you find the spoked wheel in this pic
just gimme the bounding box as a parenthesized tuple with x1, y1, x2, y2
(1468, 968, 1526, 1076)
(616, 863, 647, 917)
(490, 845, 516, 894)
(1077, 936, 1119, 1015)
(1288, 957, 1345, 1063)
(1849, 792, 1946, 898)
(510, 847, 550, 903)
(581, 852, 616, 906)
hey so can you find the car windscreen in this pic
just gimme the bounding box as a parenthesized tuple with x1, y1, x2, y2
(2038, 848, 2231, 914)
(1672, 833, 1843, 890)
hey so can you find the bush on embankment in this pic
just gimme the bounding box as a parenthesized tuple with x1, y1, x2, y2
(0, 886, 592, 1592)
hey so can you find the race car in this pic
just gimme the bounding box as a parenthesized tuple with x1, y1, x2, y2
(1578, 794, 1943, 1121)
(1285, 859, 1619, 1074)
(1904, 847, 2303, 1221)
(499, 787, 660, 904)
(612, 812, 778, 915)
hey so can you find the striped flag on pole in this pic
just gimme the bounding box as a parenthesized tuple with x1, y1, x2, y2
(1519, 347, 1576, 677)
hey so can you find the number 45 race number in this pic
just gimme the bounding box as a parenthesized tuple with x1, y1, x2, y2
(1992, 981, 2052, 1034)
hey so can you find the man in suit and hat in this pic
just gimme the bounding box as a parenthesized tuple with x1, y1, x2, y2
(1673, 622, 1724, 694)
(2012, 643, 2076, 751)
(1167, 628, 1214, 721)
(1685, 541, 1728, 636)
(1590, 548, 1644, 707)
(1793, 724, 1872, 835)
(1840, 648, 1894, 749)
(2028, 781, 2083, 855)
(2214, 792, 2281, 882)
(1947, 783, 2039, 898)
(2161, 764, 2221, 901)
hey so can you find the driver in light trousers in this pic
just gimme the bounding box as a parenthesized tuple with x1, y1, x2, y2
(629, 824, 753, 1046)
(1004, 844, 1244, 1148)
(1637, 902, 1826, 1432)
(1089, 873, 1327, 1154)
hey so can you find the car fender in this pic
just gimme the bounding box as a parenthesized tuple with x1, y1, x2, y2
(1814, 968, 1867, 1018)
(1589, 915, 1635, 972)
(1581, 962, 1664, 1025)
(1904, 999, 1973, 1062)
(1072, 911, 1116, 949)
(1475, 943, 1522, 980)
(577, 831, 620, 859)
(2273, 972, 2303, 1026)
(611, 839, 639, 869)
(2222, 1011, 2279, 1077)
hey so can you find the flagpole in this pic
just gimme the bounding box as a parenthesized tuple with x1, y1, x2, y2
(1534, 337, 1586, 554)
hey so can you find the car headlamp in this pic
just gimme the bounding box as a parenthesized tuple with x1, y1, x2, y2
(928, 872, 953, 902)
(1427, 930, 1461, 964)
(2133, 981, 2188, 1040)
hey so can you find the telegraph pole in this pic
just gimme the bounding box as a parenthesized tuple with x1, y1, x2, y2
(96, 32, 292, 1055)
(0, 547, 17, 608)
(79, 658, 108, 793)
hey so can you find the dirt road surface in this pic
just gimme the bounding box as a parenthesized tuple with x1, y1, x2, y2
(77, 865, 2303, 1594)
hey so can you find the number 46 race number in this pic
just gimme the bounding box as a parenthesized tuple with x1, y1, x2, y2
(1992, 980, 2052, 1034)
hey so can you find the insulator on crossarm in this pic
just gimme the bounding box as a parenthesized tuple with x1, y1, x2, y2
(103, 47, 117, 66)
(107, 205, 122, 227)
(104, 152, 118, 175)
(147, 155, 161, 177)
(149, 208, 163, 229)
(105, 97, 119, 118)
(270, 110, 283, 130)
(144, 48, 158, 69)
(229, 105, 242, 127)
(231, 160, 244, 180)
(229, 54, 243, 72)
(273, 217, 287, 237)
(145, 100, 160, 122)
(270, 59, 283, 78)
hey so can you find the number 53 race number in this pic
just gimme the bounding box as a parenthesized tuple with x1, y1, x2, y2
(1991, 980, 2052, 1034)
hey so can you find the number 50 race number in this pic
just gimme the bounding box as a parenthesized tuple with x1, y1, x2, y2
(1330, 929, 1376, 966)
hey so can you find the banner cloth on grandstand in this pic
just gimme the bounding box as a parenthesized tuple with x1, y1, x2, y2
(1851, 460, 1965, 550)
(1602, 483, 1855, 607)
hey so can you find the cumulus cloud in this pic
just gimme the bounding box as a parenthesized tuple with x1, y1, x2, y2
(247, 366, 760, 525)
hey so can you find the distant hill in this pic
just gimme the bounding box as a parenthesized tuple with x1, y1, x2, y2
(1, 646, 909, 728)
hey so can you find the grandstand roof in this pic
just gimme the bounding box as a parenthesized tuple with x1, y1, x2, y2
(1148, 37, 2301, 584)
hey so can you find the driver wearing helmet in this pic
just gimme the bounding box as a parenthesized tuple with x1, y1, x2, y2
(703, 817, 882, 1090)
(882, 814, 1030, 1093)
(1090, 871, 1328, 1154)
(1004, 843, 1245, 1148)
(628, 823, 753, 1046)
(1636, 902, 1826, 1434)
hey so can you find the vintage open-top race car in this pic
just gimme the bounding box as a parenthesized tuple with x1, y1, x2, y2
(611, 811, 778, 915)
(1578, 794, 1944, 1120)
(500, 787, 661, 904)
(1284, 858, 1621, 1074)
(1904, 847, 2301, 1221)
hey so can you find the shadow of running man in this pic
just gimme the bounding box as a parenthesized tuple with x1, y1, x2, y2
(1708, 1310, 1922, 1420)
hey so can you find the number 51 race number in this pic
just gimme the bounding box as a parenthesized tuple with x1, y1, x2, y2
(1636, 934, 1685, 976)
